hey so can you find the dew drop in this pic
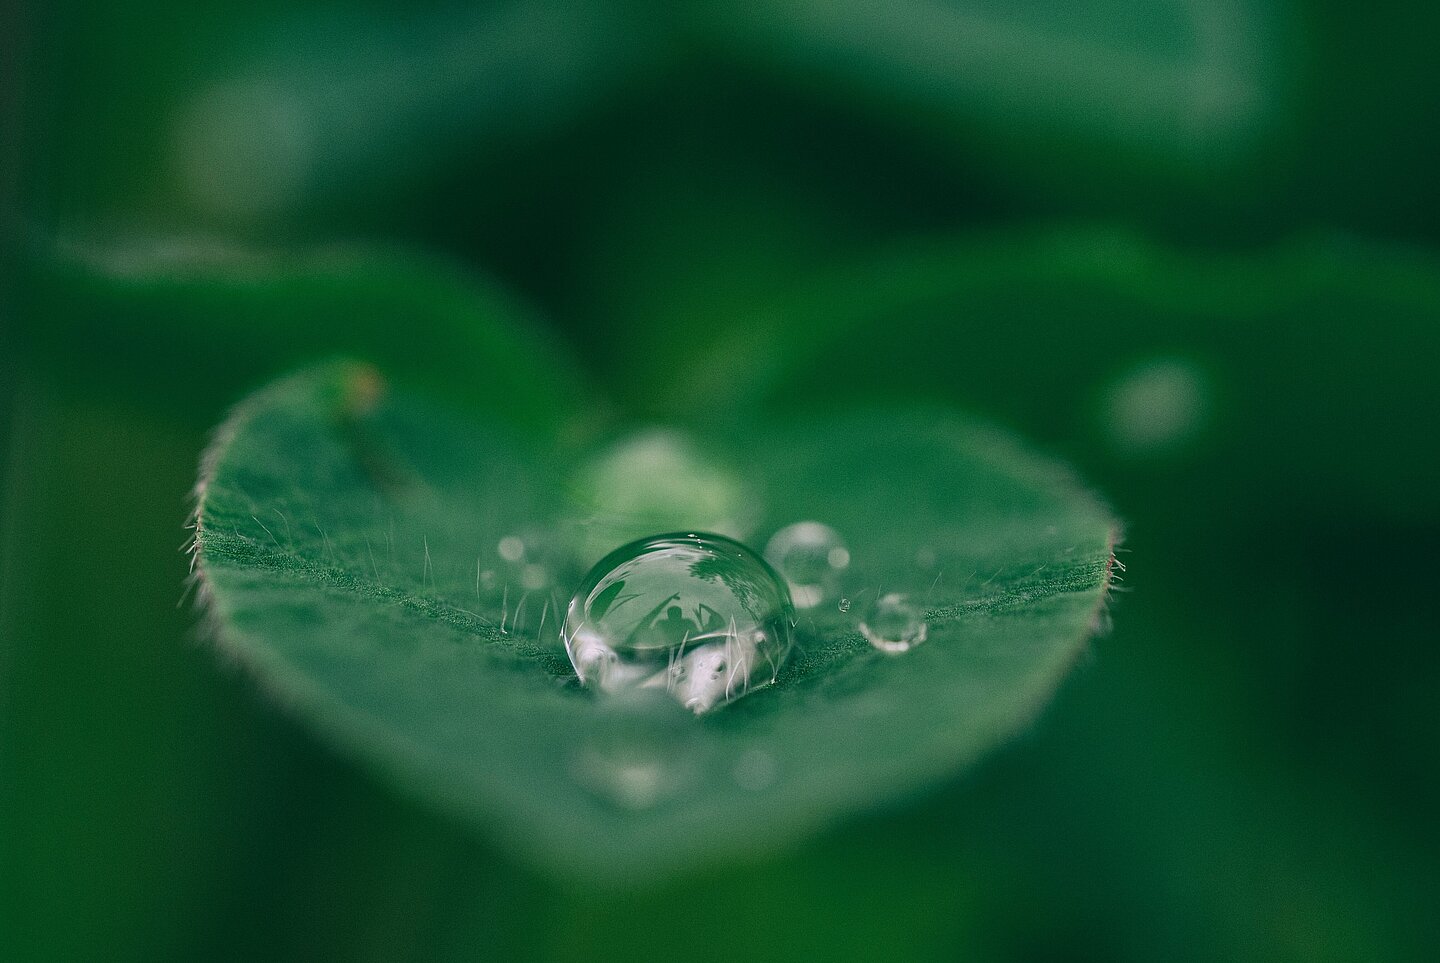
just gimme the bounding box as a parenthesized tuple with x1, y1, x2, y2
(563, 533, 794, 715)
(764, 521, 849, 609)
(838, 597, 852, 613)
(860, 593, 928, 655)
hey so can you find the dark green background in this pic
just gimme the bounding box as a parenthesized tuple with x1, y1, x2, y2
(3, 2, 1438, 960)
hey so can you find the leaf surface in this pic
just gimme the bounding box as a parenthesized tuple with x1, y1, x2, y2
(194, 361, 1117, 881)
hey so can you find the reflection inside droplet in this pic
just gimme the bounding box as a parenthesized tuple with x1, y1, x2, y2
(562, 533, 794, 714)
(764, 521, 849, 609)
(860, 593, 928, 655)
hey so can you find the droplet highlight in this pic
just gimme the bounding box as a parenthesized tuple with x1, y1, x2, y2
(563, 533, 795, 714)
(860, 593, 928, 655)
(764, 521, 849, 609)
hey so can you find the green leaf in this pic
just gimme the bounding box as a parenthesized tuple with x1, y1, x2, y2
(16, 0, 658, 231)
(634, 227, 1440, 521)
(9, 240, 586, 431)
(193, 361, 1118, 882)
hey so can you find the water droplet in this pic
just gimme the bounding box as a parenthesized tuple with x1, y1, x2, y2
(838, 597, 852, 613)
(860, 593, 928, 655)
(563, 533, 794, 715)
(764, 521, 849, 609)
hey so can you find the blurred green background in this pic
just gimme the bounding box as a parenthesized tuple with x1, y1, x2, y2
(3, 1, 1438, 960)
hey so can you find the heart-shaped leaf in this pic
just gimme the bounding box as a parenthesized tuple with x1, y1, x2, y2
(193, 361, 1118, 882)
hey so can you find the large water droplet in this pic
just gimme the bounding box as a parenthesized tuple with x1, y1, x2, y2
(563, 533, 794, 714)
(764, 521, 849, 609)
(860, 593, 928, 655)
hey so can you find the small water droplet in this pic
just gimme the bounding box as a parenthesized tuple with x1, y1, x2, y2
(860, 593, 928, 655)
(764, 521, 849, 609)
(563, 533, 794, 714)
(838, 597, 852, 613)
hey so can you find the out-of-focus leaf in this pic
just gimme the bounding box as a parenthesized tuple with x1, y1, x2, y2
(700, 0, 1293, 164)
(14, 0, 664, 233)
(639, 227, 1440, 520)
(9, 240, 587, 430)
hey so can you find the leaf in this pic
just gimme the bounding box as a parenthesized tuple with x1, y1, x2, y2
(192, 361, 1118, 882)
(18, 0, 656, 230)
(164, 0, 657, 225)
(634, 227, 1440, 520)
(10, 240, 586, 431)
